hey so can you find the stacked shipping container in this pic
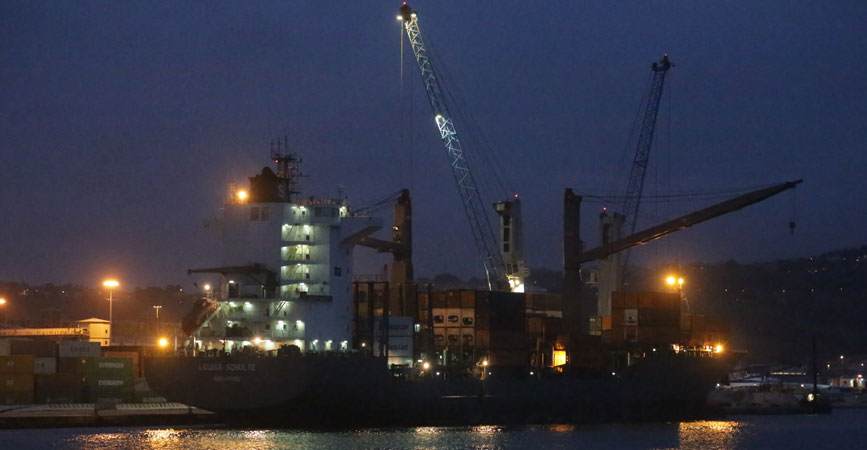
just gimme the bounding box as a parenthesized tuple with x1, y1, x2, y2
(0, 355, 34, 404)
(0, 340, 137, 404)
(602, 291, 681, 346)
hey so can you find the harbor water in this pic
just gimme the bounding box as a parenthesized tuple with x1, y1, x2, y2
(1, 408, 865, 449)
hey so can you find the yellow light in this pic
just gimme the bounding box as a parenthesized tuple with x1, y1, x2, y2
(396, 15, 403, 20)
(103, 280, 119, 288)
(254, 337, 261, 344)
(482, 360, 489, 367)
(203, 284, 211, 291)
(158, 338, 168, 348)
(678, 277, 684, 287)
(237, 190, 248, 201)
(552, 350, 567, 366)
(715, 344, 724, 353)
(0, 298, 6, 305)
(422, 361, 430, 370)
(666, 276, 676, 286)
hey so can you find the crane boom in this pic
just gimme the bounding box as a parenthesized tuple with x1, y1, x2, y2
(398, 3, 506, 289)
(579, 180, 803, 263)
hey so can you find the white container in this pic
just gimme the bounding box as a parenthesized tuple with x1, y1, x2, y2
(58, 341, 101, 358)
(374, 316, 413, 337)
(34, 357, 57, 374)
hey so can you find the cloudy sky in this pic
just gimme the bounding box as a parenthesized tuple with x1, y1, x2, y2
(1, 1, 865, 288)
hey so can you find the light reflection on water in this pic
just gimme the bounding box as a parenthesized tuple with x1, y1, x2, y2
(2, 409, 867, 450)
(678, 420, 744, 450)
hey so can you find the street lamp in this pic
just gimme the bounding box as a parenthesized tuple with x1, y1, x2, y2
(103, 280, 119, 346)
(153, 305, 162, 321)
(0, 298, 6, 324)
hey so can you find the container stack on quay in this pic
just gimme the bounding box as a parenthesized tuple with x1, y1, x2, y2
(0, 339, 158, 406)
(1, 355, 35, 405)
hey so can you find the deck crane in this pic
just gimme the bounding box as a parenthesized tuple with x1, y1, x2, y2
(398, 3, 511, 291)
(620, 54, 673, 240)
(563, 179, 802, 338)
(597, 55, 673, 315)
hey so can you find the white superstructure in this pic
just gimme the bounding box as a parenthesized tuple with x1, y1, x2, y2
(194, 174, 381, 354)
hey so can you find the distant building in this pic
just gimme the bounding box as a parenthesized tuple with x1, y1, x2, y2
(77, 318, 110, 346)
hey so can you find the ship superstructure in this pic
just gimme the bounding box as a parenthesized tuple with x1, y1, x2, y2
(188, 141, 381, 354)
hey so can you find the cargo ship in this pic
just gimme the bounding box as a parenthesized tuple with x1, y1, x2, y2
(144, 145, 734, 427)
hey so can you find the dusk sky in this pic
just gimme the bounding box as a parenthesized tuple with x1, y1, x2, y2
(2, 1, 865, 289)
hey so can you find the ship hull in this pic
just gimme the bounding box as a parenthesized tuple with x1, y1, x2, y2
(145, 354, 731, 428)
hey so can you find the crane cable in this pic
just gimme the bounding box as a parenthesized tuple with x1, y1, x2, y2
(426, 36, 515, 199)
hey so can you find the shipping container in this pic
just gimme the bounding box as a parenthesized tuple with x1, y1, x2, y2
(104, 351, 142, 378)
(459, 290, 475, 309)
(0, 339, 11, 356)
(0, 373, 35, 392)
(84, 357, 135, 398)
(373, 316, 413, 338)
(57, 357, 88, 375)
(475, 330, 490, 348)
(445, 328, 461, 346)
(431, 292, 447, 309)
(445, 308, 461, 326)
(433, 330, 446, 347)
(0, 355, 34, 374)
(0, 391, 34, 405)
(383, 336, 413, 357)
(85, 357, 134, 376)
(445, 291, 460, 308)
(527, 316, 543, 335)
(58, 341, 101, 358)
(460, 308, 475, 328)
(11, 340, 57, 357)
(432, 308, 446, 328)
(33, 357, 57, 375)
(88, 376, 134, 390)
(35, 373, 84, 403)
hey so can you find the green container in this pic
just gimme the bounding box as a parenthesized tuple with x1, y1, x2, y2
(85, 357, 134, 377)
(88, 375, 134, 391)
(86, 384, 134, 403)
(57, 357, 88, 375)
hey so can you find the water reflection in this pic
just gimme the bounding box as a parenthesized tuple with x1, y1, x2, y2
(470, 425, 502, 435)
(18, 410, 863, 450)
(143, 429, 181, 449)
(679, 420, 744, 449)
